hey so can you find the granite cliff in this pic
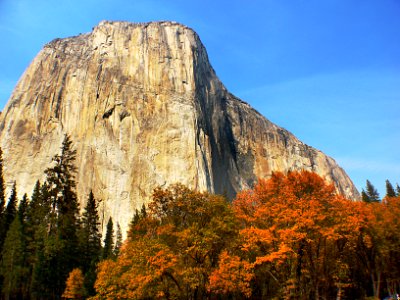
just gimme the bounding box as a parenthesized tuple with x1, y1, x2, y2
(0, 21, 359, 233)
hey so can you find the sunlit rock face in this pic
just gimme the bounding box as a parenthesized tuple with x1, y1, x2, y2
(0, 21, 359, 234)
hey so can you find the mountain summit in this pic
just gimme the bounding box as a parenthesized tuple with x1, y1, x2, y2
(0, 21, 359, 233)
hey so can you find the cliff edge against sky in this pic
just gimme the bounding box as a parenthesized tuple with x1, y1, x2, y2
(0, 21, 359, 233)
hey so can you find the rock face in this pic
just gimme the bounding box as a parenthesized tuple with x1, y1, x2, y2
(0, 21, 359, 234)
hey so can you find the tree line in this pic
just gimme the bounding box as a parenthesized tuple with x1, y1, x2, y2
(92, 172, 400, 300)
(0, 136, 121, 299)
(0, 135, 399, 299)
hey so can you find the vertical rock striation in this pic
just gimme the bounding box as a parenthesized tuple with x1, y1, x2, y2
(0, 21, 359, 234)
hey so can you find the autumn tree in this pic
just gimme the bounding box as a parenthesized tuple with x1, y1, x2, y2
(62, 268, 87, 299)
(233, 171, 365, 299)
(355, 195, 400, 299)
(208, 250, 253, 297)
(94, 185, 240, 299)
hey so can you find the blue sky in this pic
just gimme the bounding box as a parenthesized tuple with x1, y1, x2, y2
(0, 0, 399, 196)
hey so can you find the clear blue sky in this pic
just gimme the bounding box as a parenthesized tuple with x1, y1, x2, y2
(1, 0, 399, 196)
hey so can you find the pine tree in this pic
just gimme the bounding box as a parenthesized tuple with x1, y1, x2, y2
(361, 189, 370, 202)
(35, 134, 81, 298)
(79, 190, 101, 295)
(102, 217, 114, 260)
(2, 182, 18, 244)
(0, 148, 6, 215)
(385, 180, 396, 198)
(17, 194, 28, 223)
(1, 217, 29, 299)
(26, 181, 51, 232)
(128, 204, 148, 241)
(26, 181, 42, 228)
(28, 182, 51, 299)
(140, 203, 147, 218)
(0, 148, 6, 288)
(396, 184, 400, 197)
(131, 208, 141, 225)
(114, 223, 122, 257)
(362, 180, 380, 203)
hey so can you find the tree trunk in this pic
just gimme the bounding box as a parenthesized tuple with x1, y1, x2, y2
(371, 271, 381, 299)
(336, 285, 343, 300)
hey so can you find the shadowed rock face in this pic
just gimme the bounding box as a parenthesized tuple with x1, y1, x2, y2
(0, 21, 359, 234)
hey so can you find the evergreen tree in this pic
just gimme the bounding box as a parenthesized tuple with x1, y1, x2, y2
(131, 208, 141, 226)
(79, 190, 101, 295)
(26, 181, 51, 232)
(114, 223, 122, 257)
(0, 148, 6, 215)
(17, 194, 28, 223)
(1, 217, 29, 299)
(0, 148, 6, 289)
(102, 217, 114, 260)
(33, 134, 81, 298)
(362, 180, 380, 203)
(385, 180, 396, 198)
(140, 203, 147, 218)
(3, 182, 18, 242)
(361, 189, 370, 202)
(128, 204, 147, 241)
(396, 184, 400, 197)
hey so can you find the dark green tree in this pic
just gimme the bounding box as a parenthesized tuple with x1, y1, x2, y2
(140, 203, 147, 218)
(0, 148, 6, 289)
(26, 181, 45, 299)
(128, 204, 147, 241)
(114, 222, 122, 257)
(361, 189, 369, 202)
(32, 134, 81, 298)
(1, 217, 29, 299)
(79, 190, 102, 295)
(131, 209, 141, 226)
(362, 180, 380, 203)
(0, 148, 6, 215)
(385, 180, 396, 198)
(397, 184, 400, 197)
(17, 194, 28, 223)
(102, 217, 114, 260)
(0, 179, 15, 262)
(3, 182, 18, 240)
(26, 181, 51, 233)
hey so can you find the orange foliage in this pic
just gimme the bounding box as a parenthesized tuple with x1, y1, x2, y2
(94, 185, 239, 299)
(92, 174, 400, 299)
(62, 268, 86, 299)
(93, 239, 179, 299)
(208, 250, 253, 297)
(233, 171, 365, 299)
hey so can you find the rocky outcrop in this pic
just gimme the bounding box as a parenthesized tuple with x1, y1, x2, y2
(0, 21, 359, 234)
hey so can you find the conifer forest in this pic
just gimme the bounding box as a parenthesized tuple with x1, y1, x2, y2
(0, 135, 399, 299)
